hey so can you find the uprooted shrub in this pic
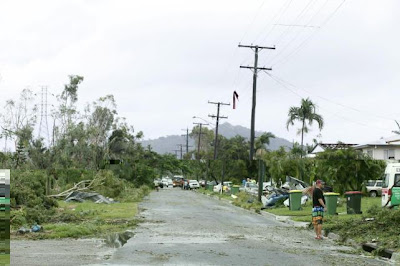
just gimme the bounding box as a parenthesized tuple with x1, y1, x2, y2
(11, 170, 58, 226)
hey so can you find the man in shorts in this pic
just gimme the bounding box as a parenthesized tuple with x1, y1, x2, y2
(312, 180, 327, 239)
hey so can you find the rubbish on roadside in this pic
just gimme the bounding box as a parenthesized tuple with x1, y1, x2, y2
(65, 191, 117, 204)
(231, 194, 238, 199)
(365, 218, 375, 222)
(17, 227, 31, 234)
(31, 224, 42, 232)
(262, 187, 289, 207)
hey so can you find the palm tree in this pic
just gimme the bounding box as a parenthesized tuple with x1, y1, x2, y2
(255, 132, 275, 152)
(286, 98, 324, 157)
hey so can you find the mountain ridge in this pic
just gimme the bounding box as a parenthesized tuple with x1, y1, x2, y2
(140, 122, 292, 155)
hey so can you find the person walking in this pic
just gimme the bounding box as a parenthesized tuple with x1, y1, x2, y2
(312, 180, 326, 240)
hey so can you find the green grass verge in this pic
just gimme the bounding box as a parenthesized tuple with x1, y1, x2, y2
(265, 197, 381, 222)
(0, 254, 10, 265)
(12, 201, 138, 240)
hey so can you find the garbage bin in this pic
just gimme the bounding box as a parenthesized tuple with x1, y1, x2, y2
(324, 192, 339, 215)
(289, 190, 302, 211)
(207, 184, 214, 191)
(231, 185, 240, 195)
(391, 187, 400, 206)
(344, 191, 362, 214)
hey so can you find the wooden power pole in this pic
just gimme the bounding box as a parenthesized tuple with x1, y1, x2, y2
(208, 101, 230, 160)
(239, 44, 275, 160)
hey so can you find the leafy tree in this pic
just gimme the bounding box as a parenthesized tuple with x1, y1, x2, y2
(315, 148, 386, 194)
(286, 98, 324, 157)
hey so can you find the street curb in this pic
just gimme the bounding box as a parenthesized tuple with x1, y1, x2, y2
(261, 211, 309, 228)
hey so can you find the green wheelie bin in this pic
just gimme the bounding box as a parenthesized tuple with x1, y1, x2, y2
(344, 191, 362, 214)
(324, 192, 339, 215)
(207, 183, 214, 191)
(289, 190, 302, 211)
(391, 187, 400, 207)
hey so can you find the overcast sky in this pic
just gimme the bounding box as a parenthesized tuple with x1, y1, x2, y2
(1, 0, 399, 146)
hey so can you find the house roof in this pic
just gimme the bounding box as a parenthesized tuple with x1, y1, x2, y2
(309, 143, 357, 154)
(353, 137, 400, 149)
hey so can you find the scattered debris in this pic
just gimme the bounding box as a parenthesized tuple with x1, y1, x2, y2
(17, 227, 31, 234)
(17, 224, 43, 234)
(31, 224, 42, 232)
(65, 191, 117, 204)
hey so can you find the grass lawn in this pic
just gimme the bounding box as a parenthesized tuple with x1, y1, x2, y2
(0, 254, 10, 265)
(12, 201, 138, 240)
(265, 196, 381, 223)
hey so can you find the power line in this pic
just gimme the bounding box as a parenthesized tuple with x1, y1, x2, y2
(271, 0, 346, 67)
(265, 72, 392, 133)
(268, 73, 396, 121)
(267, 0, 318, 46)
(253, 0, 294, 44)
(239, 0, 268, 43)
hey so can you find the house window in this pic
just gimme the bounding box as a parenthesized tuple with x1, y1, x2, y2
(366, 149, 373, 157)
(384, 149, 395, 160)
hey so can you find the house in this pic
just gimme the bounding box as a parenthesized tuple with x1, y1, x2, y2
(306, 143, 358, 158)
(353, 136, 400, 161)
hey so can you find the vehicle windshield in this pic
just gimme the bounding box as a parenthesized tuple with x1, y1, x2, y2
(382, 174, 389, 188)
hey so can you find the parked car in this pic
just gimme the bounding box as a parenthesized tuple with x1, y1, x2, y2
(240, 182, 258, 195)
(188, 180, 200, 189)
(366, 179, 383, 197)
(161, 177, 173, 188)
(382, 163, 400, 207)
(199, 180, 206, 187)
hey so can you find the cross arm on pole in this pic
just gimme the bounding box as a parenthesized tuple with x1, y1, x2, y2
(240, 66, 272, 71)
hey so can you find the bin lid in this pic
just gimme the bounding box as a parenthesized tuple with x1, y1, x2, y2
(289, 190, 302, 193)
(324, 192, 340, 196)
(344, 191, 362, 195)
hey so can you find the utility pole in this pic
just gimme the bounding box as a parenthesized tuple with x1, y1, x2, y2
(208, 101, 230, 160)
(172, 149, 180, 159)
(239, 44, 275, 160)
(181, 128, 192, 156)
(193, 122, 208, 160)
(176, 144, 184, 160)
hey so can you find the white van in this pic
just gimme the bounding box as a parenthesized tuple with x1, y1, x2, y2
(381, 163, 400, 207)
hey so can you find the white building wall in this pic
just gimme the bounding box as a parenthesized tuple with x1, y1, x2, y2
(361, 147, 400, 160)
(395, 149, 400, 160)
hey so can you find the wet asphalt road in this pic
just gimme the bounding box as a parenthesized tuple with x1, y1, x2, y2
(96, 188, 387, 266)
